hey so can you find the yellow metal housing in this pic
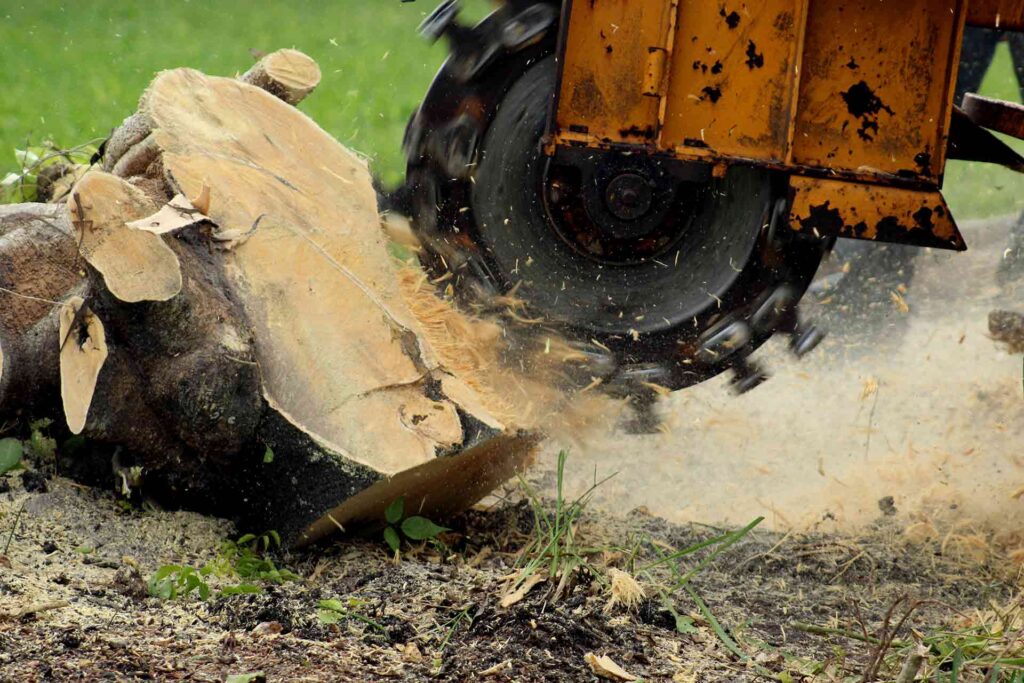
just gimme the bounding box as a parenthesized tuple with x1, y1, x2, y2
(550, 0, 1021, 251)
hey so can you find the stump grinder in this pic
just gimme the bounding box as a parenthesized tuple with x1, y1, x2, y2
(404, 0, 1024, 396)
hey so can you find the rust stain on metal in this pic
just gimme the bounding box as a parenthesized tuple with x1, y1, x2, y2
(788, 176, 966, 251)
(792, 0, 965, 181)
(662, 0, 808, 161)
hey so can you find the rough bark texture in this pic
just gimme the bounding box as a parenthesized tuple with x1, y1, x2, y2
(0, 204, 82, 415)
(0, 51, 536, 546)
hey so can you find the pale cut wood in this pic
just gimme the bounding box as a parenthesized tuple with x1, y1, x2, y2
(141, 68, 514, 476)
(59, 297, 108, 435)
(68, 172, 182, 303)
(126, 194, 212, 235)
(240, 49, 321, 105)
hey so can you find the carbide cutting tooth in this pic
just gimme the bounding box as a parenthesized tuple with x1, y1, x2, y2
(729, 358, 769, 395)
(789, 323, 827, 359)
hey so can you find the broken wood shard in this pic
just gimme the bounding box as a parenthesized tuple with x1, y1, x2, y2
(59, 297, 108, 435)
(126, 194, 212, 235)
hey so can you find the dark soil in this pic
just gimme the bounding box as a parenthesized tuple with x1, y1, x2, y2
(0, 470, 1014, 682)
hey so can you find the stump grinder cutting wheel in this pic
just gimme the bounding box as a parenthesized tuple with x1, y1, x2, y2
(403, 0, 1024, 398)
(405, 1, 829, 395)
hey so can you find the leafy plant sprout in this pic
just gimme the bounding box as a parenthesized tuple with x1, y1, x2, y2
(382, 496, 449, 557)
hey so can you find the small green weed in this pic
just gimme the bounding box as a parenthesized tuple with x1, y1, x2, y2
(382, 496, 449, 556)
(148, 564, 212, 601)
(0, 139, 97, 204)
(0, 438, 22, 475)
(2, 504, 25, 555)
(513, 449, 615, 597)
(432, 603, 478, 671)
(26, 419, 57, 462)
(880, 599, 1024, 682)
(148, 531, 298, 601)
(316, 598, 386, 633)
(214, 531, 300, 584)
(0, 418, 61, 475)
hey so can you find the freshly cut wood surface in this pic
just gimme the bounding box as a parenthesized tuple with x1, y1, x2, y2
(59, 296, 108, 435)
(240, 48, 322, 105)
(67, 172, 182, 303)
(141, 67, 513, 476)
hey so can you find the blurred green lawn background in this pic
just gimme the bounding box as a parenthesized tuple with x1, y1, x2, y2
(1, 0, 1022, 217)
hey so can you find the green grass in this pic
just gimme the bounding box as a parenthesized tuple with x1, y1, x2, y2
(945, 42, 1024, 220)
(0, 0, 489, 187)
(0, 2, 1021, 215)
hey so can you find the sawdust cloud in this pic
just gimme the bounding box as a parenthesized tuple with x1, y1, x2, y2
(396, 262, 625, 441)
(541, 216, 1024, 543)
(392, 213, 1022, 544)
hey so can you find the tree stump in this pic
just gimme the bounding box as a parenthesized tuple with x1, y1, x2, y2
(0, 50, 538, 546)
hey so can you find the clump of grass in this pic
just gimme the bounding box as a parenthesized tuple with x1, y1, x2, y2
(885, 597, 1024, 682)
(513, 448, 767, 673)
(512, 449, 615, 599)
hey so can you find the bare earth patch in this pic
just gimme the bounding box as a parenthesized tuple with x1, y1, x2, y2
(0, 469, 1016, 682)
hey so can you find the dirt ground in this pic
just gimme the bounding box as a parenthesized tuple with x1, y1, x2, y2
(0, 466, 1019, 683)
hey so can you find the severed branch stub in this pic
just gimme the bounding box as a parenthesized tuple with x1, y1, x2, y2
(240, 48, 322, 106)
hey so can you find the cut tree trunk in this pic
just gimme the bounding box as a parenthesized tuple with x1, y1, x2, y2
(0, 50, 538, 546)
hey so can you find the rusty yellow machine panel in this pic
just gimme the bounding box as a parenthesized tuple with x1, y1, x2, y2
(551, 0, 989, 250)
(661, 0, 808, 163)
(791, 0, 964, 181)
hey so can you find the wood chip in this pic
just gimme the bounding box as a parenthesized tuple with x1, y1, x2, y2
(126, 194, 212, 235)
(1, 599, 69, 619)
(500, 572, 545, 608)
(467, 545, 493, 569)
(584, 653, 638, 682)
(479, 659, 512, 677)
